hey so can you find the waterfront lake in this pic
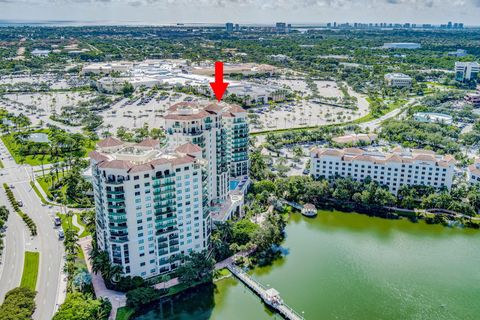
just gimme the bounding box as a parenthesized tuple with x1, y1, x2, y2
(135, 210, 480, 320)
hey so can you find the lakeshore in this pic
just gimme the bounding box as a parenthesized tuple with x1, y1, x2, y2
(134, 209, 480, 320)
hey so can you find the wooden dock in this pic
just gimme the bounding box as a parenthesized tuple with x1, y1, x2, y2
(226, 264, 305, 320)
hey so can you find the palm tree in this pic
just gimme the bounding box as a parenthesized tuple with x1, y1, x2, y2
(106, 264, 123, 284)
(160, 274, 170, 292)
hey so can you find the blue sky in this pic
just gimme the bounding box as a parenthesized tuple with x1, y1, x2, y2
(0, 0, 479, 25)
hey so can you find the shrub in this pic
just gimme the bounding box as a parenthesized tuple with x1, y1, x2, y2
(0, 287, 37, 320)
(3, 184, 37, 236)
(126, 287, 162, 309)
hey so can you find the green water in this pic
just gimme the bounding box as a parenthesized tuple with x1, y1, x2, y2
(135, 210, 480, 320)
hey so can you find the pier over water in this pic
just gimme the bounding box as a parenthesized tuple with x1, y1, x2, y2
(226, 264, 305, 320)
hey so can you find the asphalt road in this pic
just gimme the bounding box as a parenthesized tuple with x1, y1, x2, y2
(0, 188, 27, 302)
(0, 141, 65, 320)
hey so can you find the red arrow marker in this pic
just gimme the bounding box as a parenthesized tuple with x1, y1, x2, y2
(210, 61, 229, 102)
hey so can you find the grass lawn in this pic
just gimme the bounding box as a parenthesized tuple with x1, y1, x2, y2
(116, 307, 135, 320)
(20, 251, 40, 291)
(37, 175, 56, 201)
(214, 268, 231, 280)
(57, 213, 90, 238)
(30, 181, 53, 205)
(37, 172, 92, 209)
(37, 171, 68, 202)
(1, 129, 96, 166)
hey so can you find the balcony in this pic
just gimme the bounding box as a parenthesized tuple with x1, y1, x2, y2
(158, 249, 169, 256)
(106, 190, 125, 195)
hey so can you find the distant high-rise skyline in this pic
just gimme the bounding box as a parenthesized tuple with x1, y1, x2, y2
(1, 0, 480, 26)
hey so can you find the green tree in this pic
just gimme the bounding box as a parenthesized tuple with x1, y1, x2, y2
(52, 292, 110, 320)
(0, 287, 36, 320)
(126, 287, 162, 309)
(177, 251, 215, 285)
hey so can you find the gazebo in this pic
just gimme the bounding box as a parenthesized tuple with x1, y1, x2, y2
(301, 203, 317, 217)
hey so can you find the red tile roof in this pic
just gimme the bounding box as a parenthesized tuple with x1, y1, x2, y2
(135, 138, 160, 148)
(99, 159, 133, 170)
(97, 137, 123, 148)
(175, 143, 202, 155)
(89, 150, 109, 162)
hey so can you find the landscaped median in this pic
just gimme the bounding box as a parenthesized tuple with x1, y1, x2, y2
(0, 252, 39, 318)
(20, 251, 40, 291)
(3, 183, 37, 236)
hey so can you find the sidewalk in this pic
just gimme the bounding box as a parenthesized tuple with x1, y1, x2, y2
(77, 236, 253, 320)
(79, 236, 126, 320)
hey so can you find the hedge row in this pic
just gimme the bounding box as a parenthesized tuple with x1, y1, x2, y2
(3, 184, 37, 236)
(0, 205, 10, 256)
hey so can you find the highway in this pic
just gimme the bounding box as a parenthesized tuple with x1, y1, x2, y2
(0, 140, 65, 320)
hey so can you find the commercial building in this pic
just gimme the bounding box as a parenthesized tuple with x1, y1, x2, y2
(413, 112, 453, 125)
(384, 73, 413, 88)
(225, 22, 234, 33)
(87, 60, 286, 106)
(81, 62, 133, 75)
(191, 63, 277, 77)
(89, 137, 211, 277)
(465, 92, 480, 106)
(276, 22, 287, 33)
(227, 83, 288, 106)
(310, 147, 455, 195)
(455, 62, 480, 82)
(382, 43, 421, 49)
(447, 49, 467, 57)
(96, 76, 161, 93)
(31, 49, 50, 57)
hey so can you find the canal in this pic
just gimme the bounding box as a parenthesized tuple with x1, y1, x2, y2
(135, 209, 480, 320)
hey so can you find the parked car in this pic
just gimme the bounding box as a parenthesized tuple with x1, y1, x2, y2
(17, 200, 23, 207)
(58, 230, 65, 240)
(54, 216, 61, 227)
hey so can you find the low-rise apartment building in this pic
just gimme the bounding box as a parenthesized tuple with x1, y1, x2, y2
(310, 147, 455, 195)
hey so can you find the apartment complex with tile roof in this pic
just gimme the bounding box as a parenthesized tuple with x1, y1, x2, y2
(310, 147, 455, 195)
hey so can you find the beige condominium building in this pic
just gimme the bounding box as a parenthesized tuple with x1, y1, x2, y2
(310, 147, 455, 195)
(90, 137, 210, 277)
(89, 102, 250, 278)
(164, 102, 249, 205)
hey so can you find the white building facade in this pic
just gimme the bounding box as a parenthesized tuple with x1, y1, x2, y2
(164, 102, 249, 205)
(455, 62, 480, 82)
(310, 147, 455, 195)
(467, 161, 480, 185)
(384, 73, 413, 88)
(90, 137, 211, 278)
